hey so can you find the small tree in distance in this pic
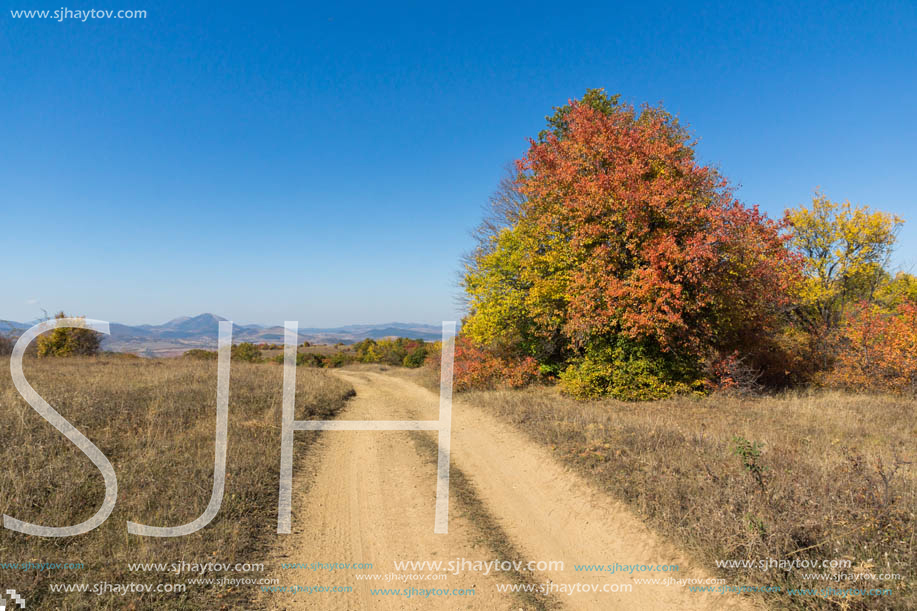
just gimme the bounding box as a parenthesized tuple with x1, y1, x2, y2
(36, 312, 103, 357)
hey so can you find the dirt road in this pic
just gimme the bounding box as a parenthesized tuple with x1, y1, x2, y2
(268, 369, 757, 610)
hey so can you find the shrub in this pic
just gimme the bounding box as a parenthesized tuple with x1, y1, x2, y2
(559, 337, 704, 400)
(183, 349, 218, 360)
(402, 346, 427, 368)
(187, 344, 265, 362)
(353, 337, 430, 368)
(231, 342, 262, 363)
(299, 353, 326, 367)
(325, 352, 351, 368)
(708, 351, 764, 396)
(829, 301, 917, 394)
(499, 356, 540, 389)
(731, 436, 767, 491)
(441, 337, 539, 391)
(270, 352, 353, 368)
(36, 312, 102, 357)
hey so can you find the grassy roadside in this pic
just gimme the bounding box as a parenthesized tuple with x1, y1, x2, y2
(0, 356, 354, 610)
(460, 387, 916, 610)
(408, 431, 561, 610)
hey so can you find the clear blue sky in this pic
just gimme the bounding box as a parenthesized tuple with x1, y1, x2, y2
(2, 1, 916, 326)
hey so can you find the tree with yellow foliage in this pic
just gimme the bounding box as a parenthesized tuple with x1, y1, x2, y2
(36, 312, 103, 357)
(876, 271, 917, 309)
(784, 192, 903, 369)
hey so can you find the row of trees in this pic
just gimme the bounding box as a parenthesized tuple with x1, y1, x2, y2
(457, 89, 914, 398)
(351, 337, 431, 368)
(181, 338, 433, 369)
(25, 322, 434, 372)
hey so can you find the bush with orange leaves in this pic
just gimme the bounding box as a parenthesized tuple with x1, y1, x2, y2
(830, 301, 917, 394)
(427, 337, 539, 391)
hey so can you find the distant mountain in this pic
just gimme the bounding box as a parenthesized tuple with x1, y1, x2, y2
(0, 314, 445, 357)
(0, 320, 28, 334)
(151, 313, 228, 339)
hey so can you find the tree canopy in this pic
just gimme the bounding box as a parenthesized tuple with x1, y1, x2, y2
(36, 312, 103, 357)
(785, 192, 902, 334)
(462, 90, 800, 398)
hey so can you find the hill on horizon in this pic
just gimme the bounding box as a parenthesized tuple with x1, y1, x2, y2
(0, 314, 446, 357)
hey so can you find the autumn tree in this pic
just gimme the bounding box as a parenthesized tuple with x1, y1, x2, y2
(785, 192, 902, 334)
(36, 312, 103, 357)
(784, 193, 902, 370)
(462, 90, 800, 399)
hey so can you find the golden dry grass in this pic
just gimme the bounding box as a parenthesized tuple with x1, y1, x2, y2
(0, 356, 353, 610)
(465, 387, 916, 610)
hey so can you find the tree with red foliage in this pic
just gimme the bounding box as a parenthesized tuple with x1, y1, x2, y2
(462, 90, 800, 398)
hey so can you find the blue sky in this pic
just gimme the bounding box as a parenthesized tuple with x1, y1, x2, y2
(2, 1, 916, 326)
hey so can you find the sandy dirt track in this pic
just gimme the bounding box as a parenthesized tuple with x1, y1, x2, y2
(268, 369, 758, 610)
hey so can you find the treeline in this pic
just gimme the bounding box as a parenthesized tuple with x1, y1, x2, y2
(12, 318, 436, 372)
(183, 337, 433, 369)
(350, 337, 430, 368)
(183, 343, 268, 363)
(450, 89, 917, 399)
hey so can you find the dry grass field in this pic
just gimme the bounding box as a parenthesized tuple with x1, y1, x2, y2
(455, 385, 917, 609)
(1, 355, 913, 610)
(0, 356, 354, 610)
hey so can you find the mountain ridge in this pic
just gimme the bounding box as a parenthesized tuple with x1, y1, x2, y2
(0, 314, 446, 357)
